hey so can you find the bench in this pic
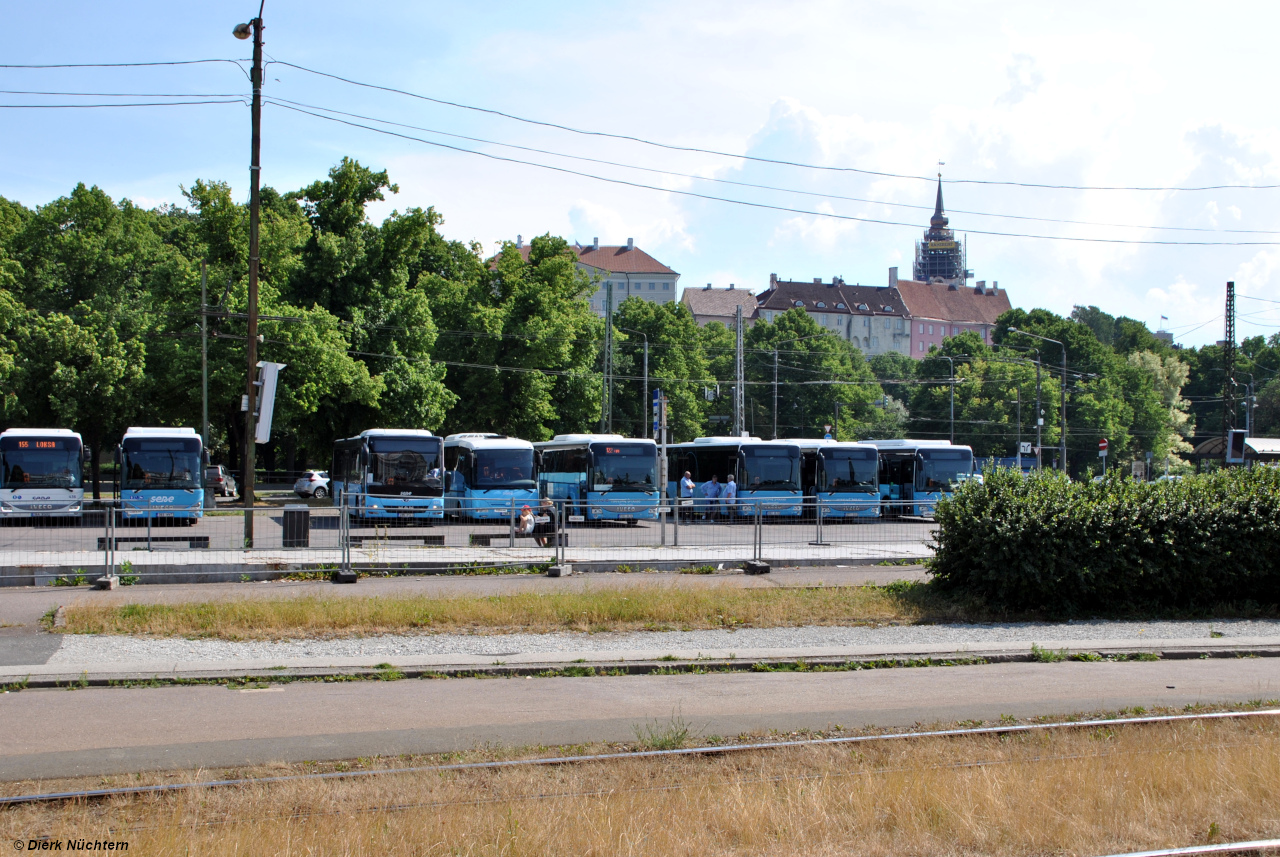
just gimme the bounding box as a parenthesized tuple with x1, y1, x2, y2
(347, 534, 445, 547)
(469, 532, 567, 547)
(97, 535, 210, 550)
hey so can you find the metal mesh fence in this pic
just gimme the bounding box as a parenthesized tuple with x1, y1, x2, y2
(0, 496, 936, 584)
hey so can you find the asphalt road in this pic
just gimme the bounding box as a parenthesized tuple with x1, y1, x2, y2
(2, 659, 1277, 780)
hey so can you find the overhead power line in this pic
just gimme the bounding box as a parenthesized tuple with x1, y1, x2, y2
(0, 100, 245, 109)
(0, 59, 247, 69)
(270, 58, 1280, 192)
(269, 101, 1280, 248)
(264, 96, 1280, 236)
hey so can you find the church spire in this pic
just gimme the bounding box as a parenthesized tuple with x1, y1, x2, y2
(930, 174, 949, 229)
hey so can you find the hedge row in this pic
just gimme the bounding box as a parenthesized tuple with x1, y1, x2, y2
(929, 466, 1280, 612)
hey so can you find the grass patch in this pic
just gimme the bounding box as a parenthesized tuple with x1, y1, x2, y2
(54, 580, 981, 640)
(5, 710, 1279, 855)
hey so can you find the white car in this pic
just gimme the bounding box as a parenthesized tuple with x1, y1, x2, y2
(293, 470, 330, 499)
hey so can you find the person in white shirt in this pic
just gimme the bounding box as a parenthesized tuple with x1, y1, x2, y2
(721, 474, 738, 520)
(679, 471, 696, 521)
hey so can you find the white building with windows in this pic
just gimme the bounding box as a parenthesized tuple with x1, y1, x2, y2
(509, 236, 679, 317)
(755, 275, 912, 357)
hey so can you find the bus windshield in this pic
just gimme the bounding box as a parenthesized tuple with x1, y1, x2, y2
(589, 443, 656, 492)
(742, 447, 799, 491)
(916, 449, 973, 491)
(0, 438, 82, 489)
(472, 448, 535, 489)
(122, 438, 201, 490)
(821, 448, 877, 493)
(369, 438, 443, 491)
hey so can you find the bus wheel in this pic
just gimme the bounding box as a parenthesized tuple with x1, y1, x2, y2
(626, 519, 639, 528)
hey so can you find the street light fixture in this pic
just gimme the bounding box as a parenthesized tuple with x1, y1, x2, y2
(234, 2, 265, 546)
(1008, 328, 1067, 473)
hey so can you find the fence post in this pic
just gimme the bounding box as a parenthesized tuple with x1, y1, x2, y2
(754, 499, 762, 561)
(340, 490, 350, 577)
(146, 499, 152, 551)
(508, 497, 516, 548)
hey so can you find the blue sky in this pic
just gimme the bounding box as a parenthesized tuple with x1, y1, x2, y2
(2, 1, 1279, 347)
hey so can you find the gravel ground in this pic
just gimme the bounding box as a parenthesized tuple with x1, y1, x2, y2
(46, 619, 1280, 665)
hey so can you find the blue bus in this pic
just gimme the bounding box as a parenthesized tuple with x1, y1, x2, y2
(534, 434, 659, 524)
(115, 427, 206, 524)
(331, 429, 445, 521)
(0, 428, 88, 520)
(864, 439, 975, 517)
(795, 439, 881, 519)
(667, 437, 803, 518)
(443, 433, 537, 520)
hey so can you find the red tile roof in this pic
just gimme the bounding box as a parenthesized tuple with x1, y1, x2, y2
(894, 279, 1011, 325)
(503, 244, 678, 276)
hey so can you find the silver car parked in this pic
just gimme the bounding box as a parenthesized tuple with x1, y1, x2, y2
(293, 470, 330, 499)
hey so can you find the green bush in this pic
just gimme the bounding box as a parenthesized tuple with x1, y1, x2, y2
(930, 467, 1280, 612)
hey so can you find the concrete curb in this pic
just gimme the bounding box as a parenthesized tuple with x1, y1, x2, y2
(6, 641, 1279, 690)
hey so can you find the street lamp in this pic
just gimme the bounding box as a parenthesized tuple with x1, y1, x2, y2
(1008, 328, 1067, 473)
(773, 333, 830, 439)
(233, 3, 265, 546)
(618, 327, 649, 438)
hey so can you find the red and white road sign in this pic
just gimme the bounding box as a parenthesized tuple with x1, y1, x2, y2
(1098, 438, 1109, 456)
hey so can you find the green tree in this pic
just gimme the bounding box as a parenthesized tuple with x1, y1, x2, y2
(745, 309, 880, 439)
(910, 333, 1060, 458)
(612, 298, 711, 442)
(434, 235, 599, 439)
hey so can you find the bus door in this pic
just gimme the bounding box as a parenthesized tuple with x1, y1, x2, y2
(878, 451, 916, 516)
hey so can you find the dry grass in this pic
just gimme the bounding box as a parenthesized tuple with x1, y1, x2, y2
(3, 716, 1278, 855)
(54, 582, 973, 640)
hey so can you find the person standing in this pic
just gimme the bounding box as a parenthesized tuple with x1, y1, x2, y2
(722, 474, 738, 520)
(700, 474, 720, 521)
(679, 470, 696, 522)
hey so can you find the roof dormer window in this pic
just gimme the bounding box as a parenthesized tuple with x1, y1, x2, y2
(857, 303, 869, 311)
(816, 301, 826, 308)
(835, 303, 845, 309)
(794, 300, 804, 307)
(882, 305, 894, 312)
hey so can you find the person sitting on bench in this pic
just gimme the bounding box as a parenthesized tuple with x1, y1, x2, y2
(533, 497, 558, 547)
(517, 505, 536, 538)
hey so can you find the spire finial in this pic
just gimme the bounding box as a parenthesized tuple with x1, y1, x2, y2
(930, 174, 948, 228)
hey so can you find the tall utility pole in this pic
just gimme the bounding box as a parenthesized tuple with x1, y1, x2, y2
(733, 306, 744, 437)
(772, 349, 779, 440)
(600, 279, 614, 433)
(1223, 280, 1236, 438)
(233, 6, 265, 548)
(1034, 350, 1042, 469)
(200, 262, 209, 451)
(619, 327, 648, 438)
(1009, 328, 1067, 473)
(936, 355, 955, 443)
